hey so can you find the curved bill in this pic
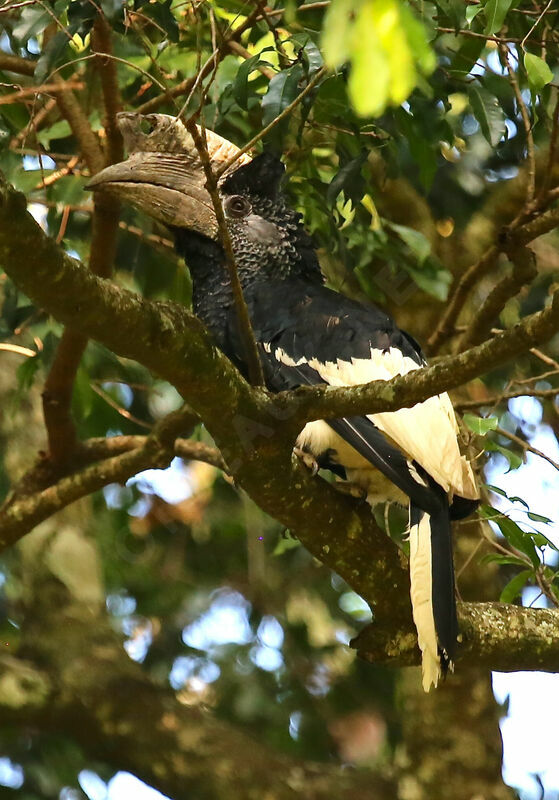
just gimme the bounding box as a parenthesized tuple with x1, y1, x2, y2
(87, 113, 251, 234)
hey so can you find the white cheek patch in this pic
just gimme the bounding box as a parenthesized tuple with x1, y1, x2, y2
(245, 215, 283, 246)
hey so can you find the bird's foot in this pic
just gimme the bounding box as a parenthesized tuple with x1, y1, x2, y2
(293, 446, 319, 476)
(332, 480, 367, 501)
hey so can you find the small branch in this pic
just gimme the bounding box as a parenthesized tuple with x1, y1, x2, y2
(53, 78, 104, 175)
(495, 425, 559, 472)
(427, 246, 499, 353)
(537, 87, 559, 202)
(42, 16, 123, 467)
(499, 43, 536, 206)
(288, 290, 559, 424)
(458, 246, 537, 350)
(0, 81, 85, 104)
(0, 438, 171, 551)
(455, 386, 559, 410)
(0, 407, 203, 549)
(184, 120, 265, 386)
(216, 65, 328, 177)
(0, 53, 36, 76)
(91, 14, 123, 165)
(136, 3, 265, 114)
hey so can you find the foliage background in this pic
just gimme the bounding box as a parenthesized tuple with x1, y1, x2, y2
(1, 1, 559, 798)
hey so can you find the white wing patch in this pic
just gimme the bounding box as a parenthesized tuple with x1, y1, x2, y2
(273, 345, 478, 500)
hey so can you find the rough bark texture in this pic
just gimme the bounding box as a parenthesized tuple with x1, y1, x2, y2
(0, 172, 558, 674)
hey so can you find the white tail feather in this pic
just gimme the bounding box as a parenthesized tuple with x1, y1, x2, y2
(408, 511, 441, 692)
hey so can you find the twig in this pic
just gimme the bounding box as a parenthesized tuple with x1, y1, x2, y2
(455, 386, 559, 410)
(537, 87, 559, 202)
(0, 343, 36, 357)
(427, 246, 499, 354)
(42, 15, 122, 466)
(495, 425, 559, 472)
(458, 246, 537, 350)
(90, 383, 151, 429)
(499, 42, 536, 206)
(136, 2, 266, 114)
(184, 120, 264, 386)
(216, 65, 328, 177)
(0, 428, 224, 551)
(92, 14, 123, 165)
(0, 81, 85, 104)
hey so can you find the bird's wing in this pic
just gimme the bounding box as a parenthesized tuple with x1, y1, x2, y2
(246, 281, 477, 503)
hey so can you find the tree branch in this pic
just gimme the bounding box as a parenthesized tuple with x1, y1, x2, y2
(353, 602, 559, 672)
(2, 172, 559, 673)
(0, 591, 391, 800)
(458, 246, 538, 350)
(184, 120, 265, 386)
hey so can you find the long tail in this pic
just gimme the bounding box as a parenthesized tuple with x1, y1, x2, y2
(408, 498, 458, 692)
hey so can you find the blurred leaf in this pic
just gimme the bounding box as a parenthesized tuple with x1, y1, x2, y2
(499, 569, 532, 603)
(524, 53, 554, 93)
(483, 0, 514, 35)
(468, 85, 506, 146)
(486, 483, 508, 497)
(388, 222, 431, 264)
(480, 553, 531, 567)
(140, 0, 179, 42)
(326, 152, 367, 206)
(463, 414, 499, 435)
(34, 31, 71, 85)
(322, 0, 435, 116)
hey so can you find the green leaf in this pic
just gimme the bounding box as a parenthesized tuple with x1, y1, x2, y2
(34, 31, 70, 85)
(468, 85, 506, 146)
(463, 413, 499, 435)
(500, 569, 532, 603)
(326, 152, 367, 206)
(322, 0, 435, 117)
(480, 554, 531, 567)
(526, 511, 553, 524)
(466, 5, 484, 24)
(388, 222, 431, 264)
(233, 55, 268, 111)
(485, 483, 508, 498)
(321, 0, 352, 67)
(261, 64, 304, 145)
(484, 439, 523, 471)
(479, 505, 540, 566)
(483, 0, 514, 35)
(498, 517, 540, 567)
(524, 53, 554, 93)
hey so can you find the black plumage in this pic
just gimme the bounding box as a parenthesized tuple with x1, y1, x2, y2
(90, 136, 479, 690)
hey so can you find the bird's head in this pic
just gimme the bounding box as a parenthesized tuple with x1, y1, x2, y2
(88, 113, 320, 283)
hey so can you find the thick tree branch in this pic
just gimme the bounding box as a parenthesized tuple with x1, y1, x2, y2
(0, 590, 391, 800)
(458, 246, 538, 350)
(2, 173, 559, 673)
(354, 602, 559, 673)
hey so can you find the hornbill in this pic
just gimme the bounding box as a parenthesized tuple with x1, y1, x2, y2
(89, 113, 479, 691)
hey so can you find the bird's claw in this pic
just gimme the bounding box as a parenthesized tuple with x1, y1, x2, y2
(293, 446, 319, 476)
(333, 481, 367, 501)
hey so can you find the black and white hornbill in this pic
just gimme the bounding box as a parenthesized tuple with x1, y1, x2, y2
(89, 113, 479, 691)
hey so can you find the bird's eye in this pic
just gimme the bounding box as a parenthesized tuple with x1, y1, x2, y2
(224, 195, 252, 219)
